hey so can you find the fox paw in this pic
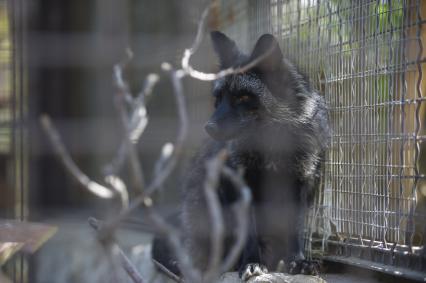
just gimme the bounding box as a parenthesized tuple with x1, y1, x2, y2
(240, 263, 268, 281)
(288, 259, 320, 275)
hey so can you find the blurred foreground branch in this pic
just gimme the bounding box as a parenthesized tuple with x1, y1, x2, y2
(38, 1, 277, 282)
(181, 1, 275, 81)
(88, 217, 144, 283)
(40, 115, 115, 200)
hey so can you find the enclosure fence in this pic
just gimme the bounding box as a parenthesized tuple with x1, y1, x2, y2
(0, 0, 28, 282)
(214, 0, 426, 280)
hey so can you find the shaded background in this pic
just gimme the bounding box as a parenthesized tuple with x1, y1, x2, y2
(26, 0, 218, 216)
(1, 1, 220, 281)
(0, 0, 425, 282)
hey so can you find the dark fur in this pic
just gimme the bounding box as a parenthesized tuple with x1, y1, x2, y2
(152, 32, 330, 277)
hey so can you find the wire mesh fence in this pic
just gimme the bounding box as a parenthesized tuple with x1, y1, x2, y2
(216, 0, 426, 279)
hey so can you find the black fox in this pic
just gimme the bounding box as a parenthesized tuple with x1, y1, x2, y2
(152, 31, 330, 279)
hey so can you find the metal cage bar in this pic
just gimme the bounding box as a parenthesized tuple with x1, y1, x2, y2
(1, 0, 28, 282)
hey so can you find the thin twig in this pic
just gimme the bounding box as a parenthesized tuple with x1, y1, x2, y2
(152, 259, 183, 283)
(113, 48, 134, 99)
(220, 166, 252, 272)
(135, 73, 159, 105)
(113, 63, 147, 193)
(147, 211, 201, 283)
(180, 0, 276, 81)
(152, 142, 174, 190)
(105, 54, 159, 185)
(128, 73, 159, 143)
(40, 115, 115, 199)
(203, 150, 227, 282)
(116, 245, 144, 283)
(183, 48, 275, 81)
(89, 217, 145, 283)
(147, 64, 189, 195)
(103, 142, 128, 177)
(105, 174, 130, 210)
(104, 65, 189, 233)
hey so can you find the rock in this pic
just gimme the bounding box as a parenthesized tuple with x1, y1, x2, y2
(219, 272, 327, 283)
(35, 222, 327, 283)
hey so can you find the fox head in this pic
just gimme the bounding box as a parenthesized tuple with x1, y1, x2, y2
(205, 31, 310, 142)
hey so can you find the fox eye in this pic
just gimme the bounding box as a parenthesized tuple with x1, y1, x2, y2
(236, 95, 251, 104)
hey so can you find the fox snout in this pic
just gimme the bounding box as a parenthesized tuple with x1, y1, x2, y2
(204, 121, 232, 141)
(204, 120, 240, 141)
(204, 121, 220, 140)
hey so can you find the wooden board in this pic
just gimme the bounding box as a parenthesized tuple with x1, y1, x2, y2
(0, 242, 24, 266)
(0, 220, 57, 254)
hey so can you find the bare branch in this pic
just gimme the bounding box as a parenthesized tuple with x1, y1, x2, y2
(104, 65, 189, 232)
(103, 142, 128, 177)
(115, 245, 144, 283)
(88, 217, 145, 283)
(104, 72, 159, 178)
(101, 1, 260, 276)
(152, 142, 174, 193)
(203, 150, 227, 282)
(147, 211, 201, 283)
(128, 73, 159, 142)
(105, 174, 129, 210)
(180, 0, 275, 81)
(105, 53, 159, 186)
(183, 46, 275, 81)
(180, 1, 213, 65)
(42, 2, 260, 281)
(221, 166, 252, 272)
(112, 62, 147, 193)
(152, 259, 183, 283)
(135, 73, 159, 104)
(113, 48, 134, 98)
(40, 115, 115, 199)
(146, 64, 189, 195)
(115, 91, 146, 193)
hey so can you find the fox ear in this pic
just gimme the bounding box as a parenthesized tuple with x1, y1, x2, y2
(250, 34, 283, 72)
(210, 31, 240, 69)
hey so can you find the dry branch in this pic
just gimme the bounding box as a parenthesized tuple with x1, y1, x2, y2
(180, 1, 275, 81)
(104, 49, 159, 184)
(221, 167, 252, 272)
(38, 1, 277, 282)
(146, 211, 201, 282)
(112, 61, 147, 192)
(40, 115, 115, 199)
(105, 174, 130, 210)
(152, 259, 183, 283)
(104, 65, 189, 233)
(89, 217, 145, 283)
(203, 150, 227, 282)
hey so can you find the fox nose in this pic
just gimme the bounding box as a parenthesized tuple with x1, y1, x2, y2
(204, 121, 220, 140)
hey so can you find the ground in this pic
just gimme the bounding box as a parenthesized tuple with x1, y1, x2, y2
(33, 214, 404, 283)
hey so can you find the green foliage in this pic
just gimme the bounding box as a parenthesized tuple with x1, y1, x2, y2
(0, 5, 10, 63)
